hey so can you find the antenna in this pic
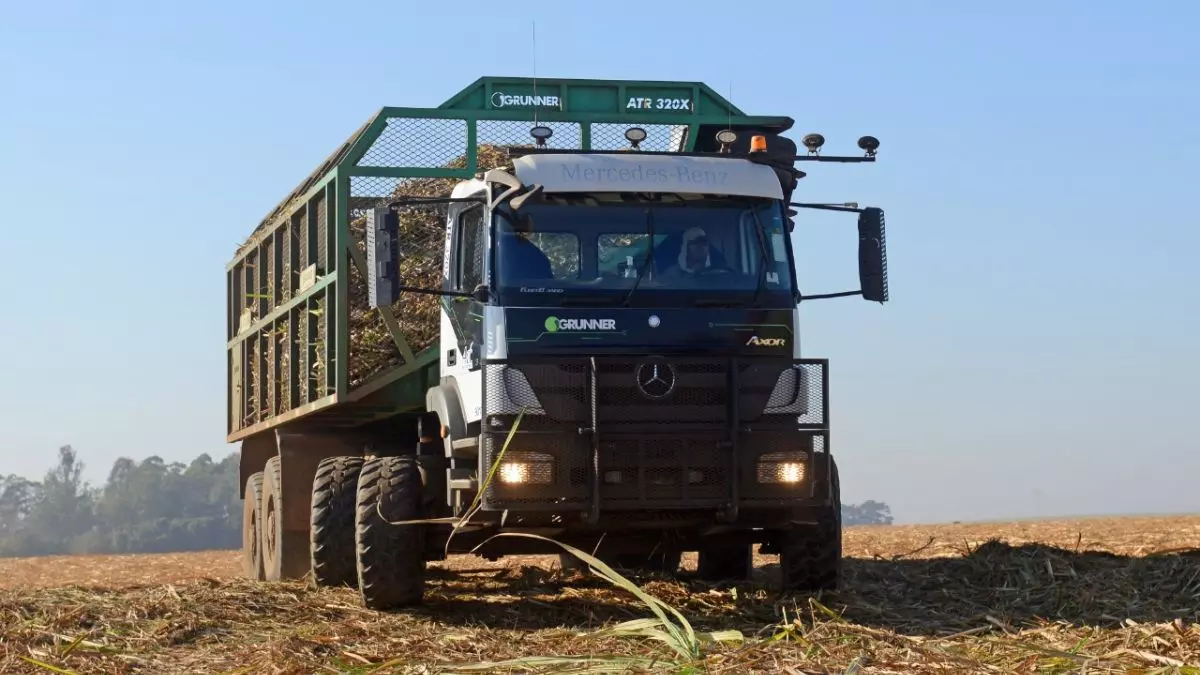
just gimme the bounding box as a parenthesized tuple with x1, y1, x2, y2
(727, 76, 733, 137)
(532, 20, 538, 126)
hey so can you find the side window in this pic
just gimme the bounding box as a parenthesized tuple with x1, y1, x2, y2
(742, 209, 788, 287)
(458, 206, 485, 290)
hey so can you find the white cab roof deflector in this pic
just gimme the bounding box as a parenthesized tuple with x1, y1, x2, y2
(511, 153, 784, 200)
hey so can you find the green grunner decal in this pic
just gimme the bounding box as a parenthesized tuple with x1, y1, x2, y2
(544, 316, 618, 332)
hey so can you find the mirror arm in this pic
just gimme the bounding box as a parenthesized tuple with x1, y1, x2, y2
(797, 290, 862, 302)
(789, 201, 864, 214)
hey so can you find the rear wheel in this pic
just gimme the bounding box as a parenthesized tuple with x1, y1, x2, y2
(241, 472, 265, 580)
(779, 455, 842, 591)
(355, 455, 428, 609)
(310, 456, 364, 587)
(260, 457, 285, 581)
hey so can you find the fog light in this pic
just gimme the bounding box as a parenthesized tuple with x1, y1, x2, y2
(497, 451, 553, 484)
(756, 452, 808, 484)
(779, 463, 803, 483)
(500, 462, 530, 484)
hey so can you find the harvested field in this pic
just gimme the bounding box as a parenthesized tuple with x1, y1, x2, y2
(2, 515, 1198, 673)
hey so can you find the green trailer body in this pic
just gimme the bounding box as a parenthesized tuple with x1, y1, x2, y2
(225, 76, 796, 444)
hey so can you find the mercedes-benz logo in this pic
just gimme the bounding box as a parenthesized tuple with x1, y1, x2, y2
(635, 360, 677, 399)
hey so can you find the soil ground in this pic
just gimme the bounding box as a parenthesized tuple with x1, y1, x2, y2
(2, 515, 1197, 673)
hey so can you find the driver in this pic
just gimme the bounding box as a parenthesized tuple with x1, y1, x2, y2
(659, 227, 719, 279)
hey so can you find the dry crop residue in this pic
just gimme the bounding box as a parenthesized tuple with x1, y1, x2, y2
(1, 515, 1197, 674)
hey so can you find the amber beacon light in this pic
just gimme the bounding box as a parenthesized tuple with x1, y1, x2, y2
(749, 135, 767, 153)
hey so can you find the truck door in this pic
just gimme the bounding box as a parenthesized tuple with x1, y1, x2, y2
(448, 202, 487, 371)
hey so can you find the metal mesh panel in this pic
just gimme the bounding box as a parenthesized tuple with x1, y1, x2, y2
(594, 357, 729, 427)
(590, 123, 688, 152)
(280, 226, 293, 302)
(483, 362, 590, 421)
(296, 304, 310, 405)
(739, 432, 824, 503)
(482, 431, 590, 508)
(295, 210, 308, 272)
(755, 451, 808, 484)
(599, 437, 726, 506)
(738, 360, 827, 427)
(276, 318, 291, 415)
(356, 118, 470, 168)
(478, 120, 581, 150)
(315, 194, 327, 273)
(309, 295, 328, 401)
(263, 237, 275, 308)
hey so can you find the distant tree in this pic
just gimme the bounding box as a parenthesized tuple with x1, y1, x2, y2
(22, 445, 97, 553)
(842, 500, 894, 525)
(1, 444, 897, 557)
(0, 445, 242, 557)
(0, 475, 40, 535)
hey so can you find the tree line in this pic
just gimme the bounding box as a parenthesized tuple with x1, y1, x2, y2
(0, 445, 892, 558)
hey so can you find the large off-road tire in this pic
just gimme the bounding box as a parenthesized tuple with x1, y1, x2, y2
(259, 457, 287, 581)
(779, 455, 842, 591)
(697, 543, 753, 583)
(355, 455, 427, 609)
(241, 472, 265, 580)
(309, 456, 364, 587)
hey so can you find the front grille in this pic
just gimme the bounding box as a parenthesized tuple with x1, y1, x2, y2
(595, 357, 728, 427)
(599, 437, 726, 507)
(480, 357, 829, 511)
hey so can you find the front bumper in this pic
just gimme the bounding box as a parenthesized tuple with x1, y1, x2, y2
(478, 355, 830, 518)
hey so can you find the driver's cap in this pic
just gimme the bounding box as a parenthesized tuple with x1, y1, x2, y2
(683, 227, 707, 245)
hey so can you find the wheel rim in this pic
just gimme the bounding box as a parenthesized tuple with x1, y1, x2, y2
(249, 510, 258, 560)
(265, 496, 277, 562)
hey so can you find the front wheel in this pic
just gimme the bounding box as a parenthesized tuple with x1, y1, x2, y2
(355, 456, 428, 609)
(779, 455, 842, 591)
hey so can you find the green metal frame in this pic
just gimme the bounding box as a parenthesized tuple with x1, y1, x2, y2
(225, 76, 795, 443)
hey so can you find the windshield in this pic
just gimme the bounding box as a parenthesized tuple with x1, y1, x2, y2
(492, 197, 796, 307)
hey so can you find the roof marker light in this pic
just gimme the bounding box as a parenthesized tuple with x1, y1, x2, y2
(530, 126, 553, 146)
(625, 127, 648, 149)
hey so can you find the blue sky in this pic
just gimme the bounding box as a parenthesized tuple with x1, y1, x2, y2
(1, 0, 1197, 524)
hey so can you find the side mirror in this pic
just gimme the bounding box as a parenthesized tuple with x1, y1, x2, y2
(510, 184, 544, 210)
(366, 206, 403, 308)
(472, 284, 490, 303)
(857, 207, 889, 303)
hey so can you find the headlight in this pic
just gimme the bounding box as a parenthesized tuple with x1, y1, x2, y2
(497, 451, 553, 485)
(757, 451, 808, 484)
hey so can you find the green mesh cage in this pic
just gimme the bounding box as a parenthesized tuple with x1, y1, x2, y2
(225, 77, 795, 441)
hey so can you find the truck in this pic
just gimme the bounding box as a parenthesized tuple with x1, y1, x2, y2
(227, 76, 889, 609)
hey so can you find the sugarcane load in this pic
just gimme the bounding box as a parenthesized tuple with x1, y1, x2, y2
(225, 76, 890, 609)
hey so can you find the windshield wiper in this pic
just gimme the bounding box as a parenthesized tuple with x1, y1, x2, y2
(620, 208, 655, 308)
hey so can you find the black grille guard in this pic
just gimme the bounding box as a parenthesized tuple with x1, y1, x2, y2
(479, 356, 830, 519)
